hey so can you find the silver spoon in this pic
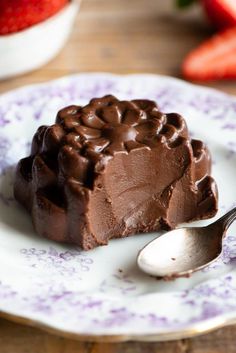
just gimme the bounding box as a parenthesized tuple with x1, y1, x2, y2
(137, 207, 236, 279)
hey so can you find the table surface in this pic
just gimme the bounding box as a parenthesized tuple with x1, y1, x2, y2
(1, 0, 236, 351)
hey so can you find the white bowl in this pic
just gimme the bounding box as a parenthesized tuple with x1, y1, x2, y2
(0, 1, 79, 80)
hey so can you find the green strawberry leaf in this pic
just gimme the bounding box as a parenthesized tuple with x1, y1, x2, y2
(176, 0, 196, 8)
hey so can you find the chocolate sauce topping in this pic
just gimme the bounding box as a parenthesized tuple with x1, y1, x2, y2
(14, 95, 218, 250)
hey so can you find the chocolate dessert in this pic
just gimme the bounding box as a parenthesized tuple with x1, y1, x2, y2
(14, 95, 218, 250)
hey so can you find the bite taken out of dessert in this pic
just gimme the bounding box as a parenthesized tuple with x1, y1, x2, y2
(14, 95, 218, 250)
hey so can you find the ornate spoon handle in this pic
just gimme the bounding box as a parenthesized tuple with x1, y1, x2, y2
(212, 207, 236, 233)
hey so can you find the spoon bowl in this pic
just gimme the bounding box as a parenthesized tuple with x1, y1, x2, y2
(137, 207, 236, 279)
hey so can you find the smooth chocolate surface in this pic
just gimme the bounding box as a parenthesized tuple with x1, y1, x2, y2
(14, 95, 218, 250)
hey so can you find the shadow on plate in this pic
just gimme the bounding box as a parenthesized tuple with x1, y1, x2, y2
(0, 165, 35, 238)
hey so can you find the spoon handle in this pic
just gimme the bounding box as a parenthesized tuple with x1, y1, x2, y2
(215, 207, 236, 232)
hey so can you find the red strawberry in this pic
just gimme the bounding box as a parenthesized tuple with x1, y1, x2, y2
(182, 27, 236, 81)
(0, 0, 69, 35)
(202, 0, 236, 30)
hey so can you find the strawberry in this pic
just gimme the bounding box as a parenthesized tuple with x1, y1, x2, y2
(202, 0, 236, 30)
(182, 27, 236, 81)
(0, 0, 69, 35)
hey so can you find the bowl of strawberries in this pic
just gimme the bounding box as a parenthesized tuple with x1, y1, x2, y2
(0, 0, 79, 79)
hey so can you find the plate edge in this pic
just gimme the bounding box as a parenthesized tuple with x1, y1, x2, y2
(1, 310, 236, 342)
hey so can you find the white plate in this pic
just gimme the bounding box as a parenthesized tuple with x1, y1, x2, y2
(0, 73, 236, 342)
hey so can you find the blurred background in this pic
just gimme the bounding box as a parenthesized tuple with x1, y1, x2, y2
(1, 0, 236, 95)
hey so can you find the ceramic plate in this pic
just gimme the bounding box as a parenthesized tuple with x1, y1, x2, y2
(0, 73, 236, 342)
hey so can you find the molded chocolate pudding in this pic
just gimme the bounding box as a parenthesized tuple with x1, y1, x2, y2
(14, 95, 218, 250)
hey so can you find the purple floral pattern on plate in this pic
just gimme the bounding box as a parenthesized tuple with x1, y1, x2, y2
(20, 246, 93, 278)
(0, 73, 236, 339)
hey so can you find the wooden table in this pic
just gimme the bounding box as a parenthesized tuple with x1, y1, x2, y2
(1, 0, 236, 351)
